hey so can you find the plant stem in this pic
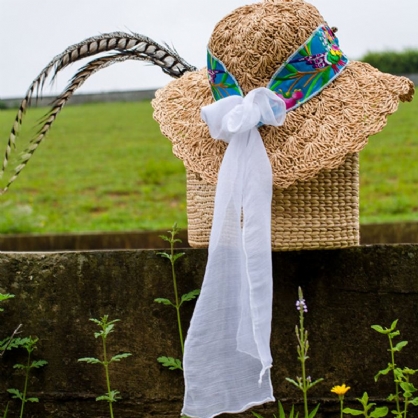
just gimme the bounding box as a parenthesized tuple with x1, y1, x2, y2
(403, 376, 409, 418)
(340, 396, 344, 418)
(20, 351, 31, 418)
(102, 336, 114, 418)
(299, 310, 309, 418)
(388, 336, 401, 415)
(170, 231, 184, 355)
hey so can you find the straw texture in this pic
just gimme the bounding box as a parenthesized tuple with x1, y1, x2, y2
(187, 153, 359, 251)
(152, 1, 413, 188)
(153, 63, 413, 189)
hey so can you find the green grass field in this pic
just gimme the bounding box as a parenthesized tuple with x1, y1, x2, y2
(0, 97, 417, 234)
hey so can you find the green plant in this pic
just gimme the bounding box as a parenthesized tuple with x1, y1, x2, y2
(7, 336, 48, 418)
(78, 316, 132, 418)
(0, 293, 14, 312)
(252, 401, 299, 418)
(372, 320, 418, 418)
(343, 392, 388, 418)
(285, 287, 323, 418)
(155, 223, 200, 371)
(2, 402, 9, 418)
(0, 293, 24, 358)
(0, 292, 18, 418)
(256, 288, 323, 418)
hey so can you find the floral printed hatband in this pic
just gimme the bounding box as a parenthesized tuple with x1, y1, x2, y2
(207, 25, 349, 112)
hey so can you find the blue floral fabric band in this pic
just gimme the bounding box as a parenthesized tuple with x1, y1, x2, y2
(207, 25, 349, 112)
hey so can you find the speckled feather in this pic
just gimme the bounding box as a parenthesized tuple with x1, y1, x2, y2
(1, 32, 197, 194)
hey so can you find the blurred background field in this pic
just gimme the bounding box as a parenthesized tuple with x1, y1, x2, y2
(0, 97, 417, 234)
(0, 101, 187, 234)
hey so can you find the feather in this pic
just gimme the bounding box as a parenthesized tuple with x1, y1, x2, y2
(1, 32, 197, 194)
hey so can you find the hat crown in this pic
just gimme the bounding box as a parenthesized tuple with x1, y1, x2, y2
(208, 0, 324, 94)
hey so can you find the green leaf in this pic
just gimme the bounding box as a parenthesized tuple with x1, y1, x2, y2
(400, 382, 416, 394)
(308, 377, 324, 389)
(393, 367, 404, 381)
(13, 363, 25, 370)
(387, 394, 397, 402)
(157, 356, 183, 371)
(308, 403, 321, 418)
(110, 353, 132, 362)
(154, 298, 174, 306)
(359, 392, 369, 406)
(390, 319, 399, 331)
(31, 359, 48, 368)
(290, 405, 299, 418)
(172, 252, 185, 263)
(389, 330, 400, 339)
(96, 395, 111, 402)
(342, 408, 364, 416)
(3, 401, 9, 418)
(78, 357, 102, 364)
(370, 407, 388, 418)
(278, 401, 286, 418)
(96, 390, 121, 403)
(7, 389, 23, 400)
(0, 293, 14, 302)
(393, 341, 408, 351)
(158, 235, 170, 243)
(285, 377, 301, 388)
(26, 397, 39, 403)
(157, 252, 171, 260)
(410, 397, 418, 406)
(401, 367, 418, 375)
(371, 325, 386, 334)
(252, 413, 264, 418)
(94, 331, 104, 338)
(180, 289, 201, 304)
(375, 365, 392, 381)
(0, 336, 27, 351)
(103, 323, 115, 337)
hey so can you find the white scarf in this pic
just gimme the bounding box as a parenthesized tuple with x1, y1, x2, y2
(182, 88, 287, 418)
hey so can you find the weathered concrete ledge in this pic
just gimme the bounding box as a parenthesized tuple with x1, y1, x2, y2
(0, 245, 417, 417)
(1, 222, 418, 252)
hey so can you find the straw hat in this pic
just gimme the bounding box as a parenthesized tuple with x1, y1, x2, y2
(152, 0, 414, 189)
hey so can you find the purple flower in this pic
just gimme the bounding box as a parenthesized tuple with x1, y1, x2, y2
(296, 299, 308, 313)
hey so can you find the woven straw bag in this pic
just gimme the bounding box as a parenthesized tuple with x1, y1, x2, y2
(186, 154, 359, 250)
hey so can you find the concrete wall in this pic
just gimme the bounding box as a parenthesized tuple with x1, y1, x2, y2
(0, 245, 417, 417)
(0, 222, 417, 251)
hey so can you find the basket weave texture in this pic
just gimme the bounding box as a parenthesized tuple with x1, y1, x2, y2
(187, 153, 359, 251)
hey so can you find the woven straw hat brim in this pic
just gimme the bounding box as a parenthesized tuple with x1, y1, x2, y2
(152, 62, 414, 188)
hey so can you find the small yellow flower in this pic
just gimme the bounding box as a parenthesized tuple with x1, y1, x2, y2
(331, 384, 351, 396)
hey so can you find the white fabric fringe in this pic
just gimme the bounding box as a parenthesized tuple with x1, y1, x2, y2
(182, 88, 287, 418)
